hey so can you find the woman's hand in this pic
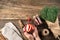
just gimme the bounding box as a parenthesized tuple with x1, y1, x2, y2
(33, 27, 41, 40)
(24, 27, 41, 40)
(24, 32, 34, 40)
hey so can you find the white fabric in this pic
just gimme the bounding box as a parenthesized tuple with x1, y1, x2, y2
(1, 22, 23, 40)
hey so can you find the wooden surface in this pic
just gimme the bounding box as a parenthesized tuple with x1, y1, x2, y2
(0, 32, 6, 40)
(0, 0, 60, 19)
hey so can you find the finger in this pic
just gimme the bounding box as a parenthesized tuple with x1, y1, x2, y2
(24, 32, 34, 40)
(33, 27, 39, 38)
(34, 27, 38, 33)
(24, 32, 30, 38)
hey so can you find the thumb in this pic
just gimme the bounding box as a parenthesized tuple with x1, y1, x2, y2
(24, 32, 34, 40)
(33, 27, 39, 38)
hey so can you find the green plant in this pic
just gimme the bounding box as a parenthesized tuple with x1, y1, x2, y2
(39, 6, 58, 23)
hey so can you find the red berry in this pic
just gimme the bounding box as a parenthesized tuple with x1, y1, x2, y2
(23, 24, 35, 33)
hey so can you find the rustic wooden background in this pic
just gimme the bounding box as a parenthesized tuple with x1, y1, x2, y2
(0, 0, 60, 29)
(0, 0, 60, 19)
